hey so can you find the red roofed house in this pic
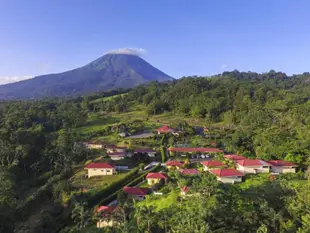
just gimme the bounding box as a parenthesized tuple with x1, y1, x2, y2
(268, 160, 297, 173)
(224, 154, 245, 161)
(156, 125, 178, 135)
(166, 160, 184, 170)
(108, 152, 126, 161)
(236, 159, 271, 174)
(209, 168, 245, 184)
(181, 186, 190, 196)
(134, 148, 157, 157)
(123, 186, 151, 201)
(84, 162, 116, 177)
(201, 160, 225, 171)
(146, 172, 168, 185)
(96, 206, 119, 228)
(168, 147, 223, 154)
(180, 168, 201, 176)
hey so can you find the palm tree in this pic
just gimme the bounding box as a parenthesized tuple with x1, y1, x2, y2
(71, 202, 91, 230)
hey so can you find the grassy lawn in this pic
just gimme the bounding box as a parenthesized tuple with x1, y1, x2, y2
(238, 173, 270, 189)
(70, 169, 128, 189)
(139, 190, 179, 211)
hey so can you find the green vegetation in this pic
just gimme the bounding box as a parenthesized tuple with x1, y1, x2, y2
(1, 71, 310, 233)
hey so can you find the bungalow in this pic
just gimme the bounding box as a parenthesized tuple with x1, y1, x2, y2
(168, 147, 223, 155)
(105, 145, 127, 153)
(180, 168, 200, 176)
(84, 162, 116, 177)
(209, 168, 245, 184)
(146, 172, 168, 185)
(181, 185, 190, 196)
(123, 186, 151, 201)
(83, 141, 104, 149)
(134, 148, 157, 157)
(201, 160, 225, 171)
(156, 125, 178, 135)
(108, 152, 126, 161)
(236, 159, 272, 174)
(166, 160, 184, 170)
(96, 206, 119, 228)
(224, 154, 245, 161)
(268, 160, 297, 173)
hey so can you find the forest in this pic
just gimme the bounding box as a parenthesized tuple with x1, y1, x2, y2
(0, 70, 310, 233)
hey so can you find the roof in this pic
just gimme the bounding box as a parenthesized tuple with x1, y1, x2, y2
(201, 160, 225, 167)
(224, 154, 245, 160)
(236, 159, 271, 167)
(168, 147, 223, 153)
(180, 168, 200, 175)
(166, 160, 184, 167)
(268, 160, 297, 167)
(123, 186, 150, 196)
(157, 125, 176, 133)
(97, 206, 117, 214)
(146, 172, 168, 179)
(182, 186, 189, 193)
(209, 168, 245, 177)
(85, 162, 115, 169)
(109, 152, 126, 157)
(135, 148, 156, 153)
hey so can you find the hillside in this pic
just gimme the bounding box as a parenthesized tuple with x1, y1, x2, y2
(0, 54, 173, 100)
(1, 72, 310, 233)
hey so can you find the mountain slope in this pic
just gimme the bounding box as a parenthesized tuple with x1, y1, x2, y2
(0, 54, 173, 99)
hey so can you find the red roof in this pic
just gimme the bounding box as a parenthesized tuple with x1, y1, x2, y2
(168, 147, 223, 153)
(135, 148, 156, 153)
(166, 160, 184, 167)
(236, 159, 271, 167)
(201, 160, 225, 167)
(157, 125, 176, 133)
(146, 172, 168, 179)
(224, 154, 245, 160)
(85, 162, 115, 169)
(209, 168, 245, 177)
(97, 206, 117, 214)
(123, 187, 150, 196)
(182, 186, 189, 193)
(109, 152, 126, 157)
(180, 168, 200, 175)
(268, 160, 297, 167)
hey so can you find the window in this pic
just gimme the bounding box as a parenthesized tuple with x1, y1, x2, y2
(262, 166, 269, 168)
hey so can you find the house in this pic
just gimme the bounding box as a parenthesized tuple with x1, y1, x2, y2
(166, 160, 184, 170)
(134, 148, 157, 157)
(123, 186, 151, 200)
(201, 160, 225, 171)
(146, 172, 168, 185)
(180, 168, 200, 176)
(209, 168, 245, 184)
(96, 206, 119, 228)
(236, 159, 272, 174)
(224, 154, 245, 161)
(268, 160, 297, 173)
(156, 125, 178, 135)
(83, 141, 104, 149)
(168, 147, 223, 155)
(108, 152, 126, 161)
(181, 186, 190, 196)
(84, 162, 116, 177)
(105, 145, 127, 153)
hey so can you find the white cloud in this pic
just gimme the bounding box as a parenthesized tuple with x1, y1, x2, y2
(221, 64, 228, 70)
(0, 75, 33, 85)
(106, 48, 147, 57)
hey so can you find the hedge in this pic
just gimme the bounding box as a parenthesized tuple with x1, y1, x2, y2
(97, 164, 161, 206)
(86, 167, 140, 207)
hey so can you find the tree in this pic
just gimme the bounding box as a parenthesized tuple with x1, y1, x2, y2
(71, 202, 91, 230)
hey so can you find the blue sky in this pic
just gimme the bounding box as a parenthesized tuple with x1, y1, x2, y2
(0, 0, 309, 84)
